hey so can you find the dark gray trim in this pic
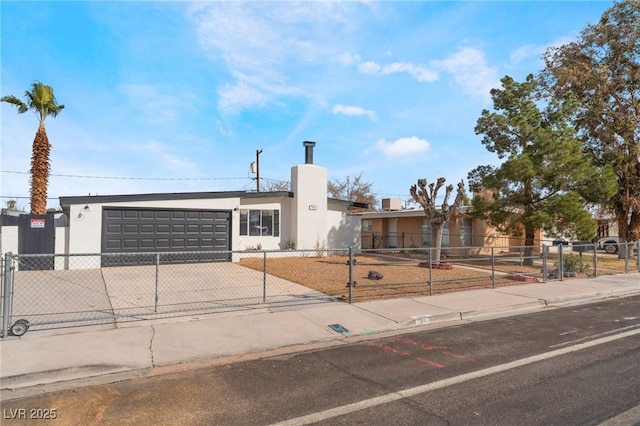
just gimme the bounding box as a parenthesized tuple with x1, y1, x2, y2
(59, 191, 363, 212)
(60, 191, 295, 214)
(328, 198, 368, 209)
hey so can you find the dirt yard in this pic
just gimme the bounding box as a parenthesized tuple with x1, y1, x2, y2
(239, 254, 536, 301)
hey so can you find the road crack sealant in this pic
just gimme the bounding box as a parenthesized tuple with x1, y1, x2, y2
(150, 325, 156, 366)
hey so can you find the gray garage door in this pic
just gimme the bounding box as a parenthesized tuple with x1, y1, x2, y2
(101, 208, 231, 266)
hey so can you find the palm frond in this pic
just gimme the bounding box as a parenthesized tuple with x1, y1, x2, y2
(1, 95, 29, 114)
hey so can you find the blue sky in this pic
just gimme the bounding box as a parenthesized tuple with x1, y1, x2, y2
(1, 1, 613, 210)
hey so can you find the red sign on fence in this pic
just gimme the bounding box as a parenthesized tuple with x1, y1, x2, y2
(30, 219, 45, 229)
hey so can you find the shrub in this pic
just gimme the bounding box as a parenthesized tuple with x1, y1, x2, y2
(561, 254, 590, 273)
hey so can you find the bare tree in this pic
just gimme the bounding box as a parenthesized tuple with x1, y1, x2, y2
(409, 177, 467, 263)
(327, 173, 376, 212)
(261, 179, 290, 192)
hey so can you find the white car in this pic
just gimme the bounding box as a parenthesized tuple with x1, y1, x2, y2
(597, 236, 620, 254)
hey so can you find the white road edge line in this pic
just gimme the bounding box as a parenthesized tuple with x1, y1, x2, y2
(549, 324, 640, 348)
(271, 327, 640, 426)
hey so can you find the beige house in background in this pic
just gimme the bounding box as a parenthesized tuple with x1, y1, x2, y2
(355, 198, 542, 253)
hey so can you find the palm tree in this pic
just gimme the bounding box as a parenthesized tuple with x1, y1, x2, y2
(2, 82, 64, 214)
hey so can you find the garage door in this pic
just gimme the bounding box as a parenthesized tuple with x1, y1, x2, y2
(101, 208, 231, 266)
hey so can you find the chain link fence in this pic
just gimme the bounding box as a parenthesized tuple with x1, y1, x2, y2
(2, 241, 639, 337)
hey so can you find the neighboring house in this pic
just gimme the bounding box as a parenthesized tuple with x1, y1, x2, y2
(2, 142, 365, 268)
(356, 198, 542, 253)
(595, 210, 619, 240)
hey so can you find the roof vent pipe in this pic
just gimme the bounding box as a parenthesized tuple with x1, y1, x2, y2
(303, 141, 316, 164)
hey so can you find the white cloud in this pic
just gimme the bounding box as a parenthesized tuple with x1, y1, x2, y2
(339, 52, 361, 66)
(510, 36, 575, 63)
(123, 140, 200, 173)
(218, 81, 269, 116)
(332, 104, 376, 121)
(118, 84, 195, 124)
(358, 61, 439, 83)
(188, 2, 354, 116)
(375, 136, 430, 157)
(432, 47, 500, 103)
(510, 44, 543, 63)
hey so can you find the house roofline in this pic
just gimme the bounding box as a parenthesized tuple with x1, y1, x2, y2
(58, 191, 365, 212)
(58, 191, 294, 207)
(354, 205, 473, 218)
(328, 198, 368, 209)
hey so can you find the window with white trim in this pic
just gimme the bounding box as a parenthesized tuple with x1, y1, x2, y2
(240, 209, 279, 236)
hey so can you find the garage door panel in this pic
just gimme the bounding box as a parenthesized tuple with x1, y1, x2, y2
(105, 240, 121, 249)
(172, 238, 186, 248)
(124, 224, 138, 234)
(105, 210, 122, 219)
(123, 239, 139, 249)
(139, 240, 154, 250)
(186, 238, 201, 247)
(140, 224, 154, 234)
(155, 238, 170, 248)
(106, 224, 121, 234)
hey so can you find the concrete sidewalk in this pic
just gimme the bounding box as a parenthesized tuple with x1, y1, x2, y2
(2, 273, 639, 399)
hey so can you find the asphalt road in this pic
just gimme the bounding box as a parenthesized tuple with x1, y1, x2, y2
(2, 296, 640, 426)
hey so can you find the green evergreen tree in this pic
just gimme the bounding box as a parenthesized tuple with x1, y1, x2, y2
(468, 74, 616, 264)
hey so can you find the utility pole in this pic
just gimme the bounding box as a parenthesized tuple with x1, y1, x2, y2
(256, 149, 263, 192)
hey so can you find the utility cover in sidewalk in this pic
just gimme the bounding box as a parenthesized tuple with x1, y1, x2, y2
(328, 324, 350, 336)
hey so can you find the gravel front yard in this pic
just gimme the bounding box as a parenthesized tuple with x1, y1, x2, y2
(239, 254, 526, 301)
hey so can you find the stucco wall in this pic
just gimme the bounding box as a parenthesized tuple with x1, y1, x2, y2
(326, 206, 361, 250)
(0, 226, 18, 255)
(291, 164, 328, 250)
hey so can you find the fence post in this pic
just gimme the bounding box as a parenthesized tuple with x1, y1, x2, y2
(623, 242, 629, 274)
(346, 247, 354, 303)
(558, 243, 564, 282)
(154, 253, 160, 313)
(428, 248, 433, 296)
(263, 250, 267, 303)
(491, 247, 495, 289)
(542, 245, 547, 283)
(636, 241, 640, 272)
(592, 242, 598, 277)
(2, 253, 13, 338)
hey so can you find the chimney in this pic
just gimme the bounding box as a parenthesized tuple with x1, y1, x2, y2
(303, 141, 316, 164)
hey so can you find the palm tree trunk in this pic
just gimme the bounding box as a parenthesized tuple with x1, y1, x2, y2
(30, 123, 50, 214)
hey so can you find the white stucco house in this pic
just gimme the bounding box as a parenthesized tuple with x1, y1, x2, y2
(2, 142, 364, 268)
